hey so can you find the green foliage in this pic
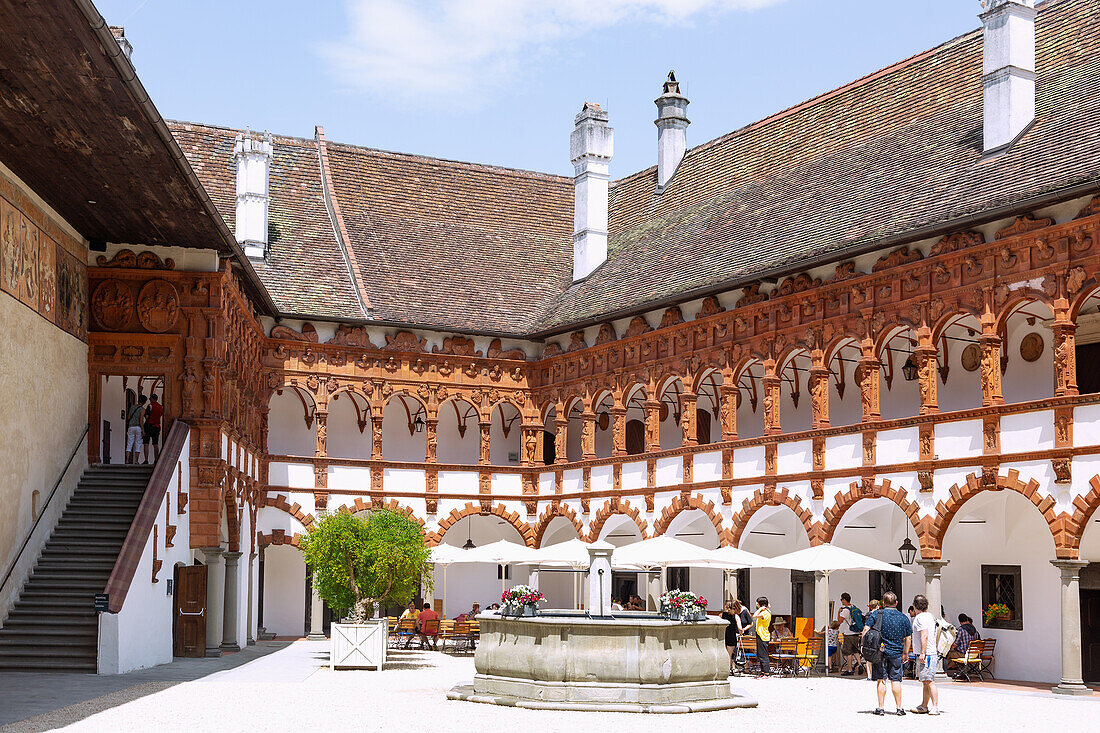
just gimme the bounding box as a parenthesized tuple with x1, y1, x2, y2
(299, 509, 432, 620)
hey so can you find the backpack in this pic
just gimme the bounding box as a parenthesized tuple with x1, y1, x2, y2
(860, 609, 884, 664)
(848, 605, 865, 633)
(934, 617, 957, 657)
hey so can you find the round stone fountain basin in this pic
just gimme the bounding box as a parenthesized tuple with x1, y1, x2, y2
(447, 613, 757, 713)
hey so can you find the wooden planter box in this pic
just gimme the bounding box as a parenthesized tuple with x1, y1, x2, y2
(331, 620, 388, 670)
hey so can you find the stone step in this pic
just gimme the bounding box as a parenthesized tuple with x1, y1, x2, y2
(2, 611, 98, 624)
(5, 601, 97, 615)
(0, 626, 96, 640)
(0, 656, 97, 671)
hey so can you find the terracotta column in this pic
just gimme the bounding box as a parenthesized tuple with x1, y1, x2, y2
(915, 345, 939, 415)
(370, 415, 383, 459)
(1051, 560, 1090, 695)
(809, 356, 830, 429)
(644, 400, 662, 452)
(610, 406, 627, 457)
(680, 391, 698, 447)
(554, 416, 568, 464)
(719, 384, 738, 441)
(479, 421, 491, 465)
(221, 551, 242, 652)
(762, 359, 781, 435)
(979, 325, 1004, 407)
(202, 547, 225, 657)
(1053, 317, 1079, 397)
(580, 411, 597, 460)
(856, 356, 881, 422)
(425, 418, 438, 463)
(313, 411, 327, 458)
(521, 424, 540, 466)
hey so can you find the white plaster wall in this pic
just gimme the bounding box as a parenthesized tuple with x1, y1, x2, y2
(879, 370, 920, 421)
(268, 461, 314, 489)
(266, 391, 316, 456)
(99, 433, 194, 674)
(937, 342, 982, 412)
(590, 466, 613, 493)
(737, 393, 764, 439)
(562, 469, 583, 494)
(382, 400, 426, 462)
(694, 451, 722, 483)
(622, 461, 647, 491)
(489, 411, 521, 466)
(825, 434, 861, 470)
(439, 470, 477, 495)
(940, 491, 1061, 684)
(1076, 404, 1100, 446)
(655, 456, 682, 487)
(100, 375, 127, 463)
(493, 472, 522, 494)
(262, 544, 306, 637)
(595, 420, 613, 459)
(828, 370, 862, 427)
(384, 468, 426, 493)
(780, 370, 811, 434)
(877, 427, 919, 465)
(326, 396, 370, 459)
(777, 440, 812, 475)
(1002, 319, 1053, 404)
(437, 401, 478, 465)
(327, 465, 371, 491)
(659, 411, 682, 450)
(731, 446, 765, 478)
(567, 414, 582, 462)
(1000, 410, 1054, 454)
(935, 419, 983, 459)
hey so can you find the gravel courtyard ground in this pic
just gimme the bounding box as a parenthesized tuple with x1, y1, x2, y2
(1, 640, 1095, 732)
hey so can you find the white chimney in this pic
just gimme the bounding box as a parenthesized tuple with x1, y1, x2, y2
(109, 26, 133, 61)
(570, 103, 613, 281)
(234, 130, 274, 260)
(981, 0, 1036, 153)
(654, 71, 689, 192)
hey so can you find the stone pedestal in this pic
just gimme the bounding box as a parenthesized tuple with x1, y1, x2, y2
(587, 541, 613, 617)
(449, 615, 757, 713)
(201, 547, 225, 657)
(221, 551, 242, 652)
(307, 583, 326, 641)
(1052, 560, 1091, 695)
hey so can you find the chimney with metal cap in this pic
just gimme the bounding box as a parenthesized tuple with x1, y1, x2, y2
(570, 102, 613, 281)
(654, 71, 689, 192)
(981, 0, 1036, 152)
(234, 129, 274, 260)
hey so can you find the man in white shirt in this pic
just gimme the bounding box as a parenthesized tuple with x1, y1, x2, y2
(909, 594, 940, 715)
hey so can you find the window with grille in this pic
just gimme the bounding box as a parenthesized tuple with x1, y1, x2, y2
(981, 564, 1023, 630)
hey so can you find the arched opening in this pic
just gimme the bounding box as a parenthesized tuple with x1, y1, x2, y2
(1000, 298, 1055, 404)
(940, 489, 1059, 684)
(266, 387, 316, 456)
(826, 339, 863, 428)
(541, 404, 557, 465)
(830, 498, 921, 615)
(694, 370, 722, 445)
(623, 385, 648, 455)
(657, 377, 684, 449)
(327, 390, 371, 459)
(538, 516, 583, 609)
(381, 394, 427, 462)
(437, 514, 529, 618)
(437, 398, 479, 465)
(878, 327, 920, 420)
(592, 391, 614, 459)
(735, 360, 765, 439)
(738, 505, 812, 622)
(598, 514, 647, 608)
(260, 543, 307, 637)
(778, 350, 812, 434)
(1074, 287, 1100, 395)
(664, 508, 723, 605)
(565, 397, 584, 462)
(488, 401, 521, 466)
(935, 313, 983, 412)
(1080, 513, 1100, 685)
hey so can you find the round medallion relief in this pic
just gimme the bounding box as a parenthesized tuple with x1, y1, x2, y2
(961, 343, 982, 372)
(1020, 332, 1044, 362)
(91, 278, 134, 331)
(136, 279, 180, 333)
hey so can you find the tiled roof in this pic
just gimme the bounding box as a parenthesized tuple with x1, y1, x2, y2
(537, 0, 1100, 331)
(172, 0, 1100, 336)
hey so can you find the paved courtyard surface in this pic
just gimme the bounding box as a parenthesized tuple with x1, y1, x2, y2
(1, 640, 1095, 732)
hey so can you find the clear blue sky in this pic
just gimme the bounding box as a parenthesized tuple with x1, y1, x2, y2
(95, 0, 984, 178)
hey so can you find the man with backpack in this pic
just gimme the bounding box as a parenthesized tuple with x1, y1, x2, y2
(836, 592, 864, 675)
(862, 591, 912, 716)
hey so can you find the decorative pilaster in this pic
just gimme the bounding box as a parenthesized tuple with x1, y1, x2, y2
(479, 421, 491, 464)
(307, 582, 326, 641)
(719, 384, 738, 441)
(425, 418, 438, 463)
(1053, 319, 1079, 397)
(762, 359, 781, 435)
(370, 415, 383, 459)
(856, 357, 881, 422)
(313, 410, 327, 457)
(554, 416, 568, 464)
(980, 320, 1004, 406)
(580, 411, 597, 460)
(680, 391, 698, 447)
(1051, 560, 1090, 695)
(809, 362, 830, 429)
(916, 346, 939, 415)
(610, 407, 627, 456)
(644, 400, 662, 452)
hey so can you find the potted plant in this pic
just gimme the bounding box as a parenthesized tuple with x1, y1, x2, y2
(983, 602, 1012, 625)
(659, 589, 708, 622)
(501, 585, 544, 617)
(299, 509, 431, 670)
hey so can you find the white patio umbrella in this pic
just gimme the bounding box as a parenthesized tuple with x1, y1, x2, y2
(612, 536, 727, 610)
(708, 546, 768, 603)
(525, 539, 592, 609)
(429, 543, 477, 618)
(460, 539, 544, 598)
(766, 544, 913, 676)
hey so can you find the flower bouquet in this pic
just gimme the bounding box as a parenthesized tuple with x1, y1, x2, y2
(983, 602, 1011, 625)
(501, 585, 545, 617)
(659, 589, 708, 622)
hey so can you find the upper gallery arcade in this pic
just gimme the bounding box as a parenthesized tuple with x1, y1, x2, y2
(4, 0, 1100, 689)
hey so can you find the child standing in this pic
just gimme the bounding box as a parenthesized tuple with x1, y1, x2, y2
(827, 620, 841, 672)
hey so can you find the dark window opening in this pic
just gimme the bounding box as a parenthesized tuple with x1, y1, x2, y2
(696, 408, 713, 444)
(981, 564, 1023, 630)
(542, 430, 556, 465)
(1076, 342, 1100, 394)
(625, 419, 645, 455)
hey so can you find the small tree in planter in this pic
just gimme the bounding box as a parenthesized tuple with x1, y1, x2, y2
(300, 509, 432, 623)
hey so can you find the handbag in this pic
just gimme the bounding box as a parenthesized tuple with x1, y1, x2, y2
(860, 608, 884, 664)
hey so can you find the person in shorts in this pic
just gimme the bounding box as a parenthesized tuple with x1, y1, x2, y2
(125, 395, 146, 465)
(836, 592, 861, 675)
(864, 591, 912, 716)
(143, 393, 163, 464)
(910, 594, 941, 715)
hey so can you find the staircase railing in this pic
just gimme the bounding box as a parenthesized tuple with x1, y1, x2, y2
(0, 424, 89, 601)
(102, 420, 190, 613)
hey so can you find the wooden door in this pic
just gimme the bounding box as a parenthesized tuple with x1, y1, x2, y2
(1083, 589, 1100, 683)
(625, 420, 645, 455)
(174, 564, 207, 657)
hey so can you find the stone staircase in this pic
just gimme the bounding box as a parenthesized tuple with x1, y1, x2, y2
(0, 464, 153, 671)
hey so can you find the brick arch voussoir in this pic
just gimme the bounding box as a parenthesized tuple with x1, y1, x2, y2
(428, 502, 535, 548)
(586, 499, 649, 542)
(335, 496, 425, 528)
(652, 493, 724, 540)
(931, 469, 1066, 557)
(264, 493, 316, 530)
(729, 487, 816, 548)
(256, 529, 303, 549)
(533, 504, 584, 547)
(821, 479, 935, 556)
(1065, 474, 1100, 557)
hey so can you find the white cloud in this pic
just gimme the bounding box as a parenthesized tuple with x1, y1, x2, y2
(320, 0, 784, 103)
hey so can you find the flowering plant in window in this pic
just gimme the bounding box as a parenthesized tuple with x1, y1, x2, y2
(983, 603, 1011, 625)
(501, 585, 545, 616)
(659, 589, 708, 621)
